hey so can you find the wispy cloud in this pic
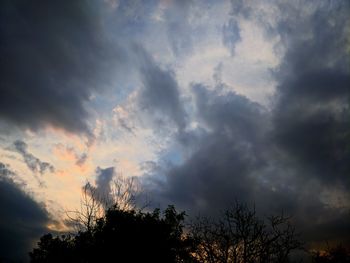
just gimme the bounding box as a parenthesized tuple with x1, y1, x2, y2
(12, 140, 54, 175)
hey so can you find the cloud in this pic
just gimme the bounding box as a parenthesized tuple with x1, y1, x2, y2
(222, 18, 241, 55)
(113, 105, 136, 134)
(142, 2, 350, 244)
(137, 48, 187, 130)
(272, 0, 350, 187)
(84, 167, 115, 207)
(144, 81, 350, 246)
(54, 0, 350, 249)
(52, 143, 88, 167)
(13, 140, 55, 175)
(0, 0, 119, 134)
(145, 84, 269, 212)
(142, 0, 350, 246)
(0, 162, 15, 177)
(0, 0, 349, 254)
(95, 167, 115, 199)
(76, 153, 88, 167)
(0, 163, 49, 262)
(163, 0, 194, 56)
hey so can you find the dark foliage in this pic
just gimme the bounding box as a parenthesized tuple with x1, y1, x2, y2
(312, 245, 350, 263)
(30, 188, 305, 263)
(30, 205, 196, 263)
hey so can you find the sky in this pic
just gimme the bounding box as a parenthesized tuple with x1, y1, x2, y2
(0, 0, 350, 261)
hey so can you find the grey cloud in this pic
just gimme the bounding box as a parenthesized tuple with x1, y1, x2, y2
(85, 167, 115, 207)
(144, 81, 350, 247)
(108, 0, 157, 32)
(272, 1, 350, 187)
(137, 48, 187, 130)
(213, 63, 224, 85)
(222, 18, 241, 55)
(76, 153, 88, 167)
(0, 163, 49, 262)
(192, 84, 267, 142)
(54, 144, 88, 167)
(0, 0, 120, 134)
(0, 162, 15, 177)
(141, 1, 350, 248)
(114, 111, 136, 135)
(164, 0, 194, 56)
(298, 208, 350, 246)
(95, 167, 115, 199)
(228, 0, 252, 21)
(13, 140, 54, 174)
(86, 0, 350, 249)
(145, 85, 270, 213)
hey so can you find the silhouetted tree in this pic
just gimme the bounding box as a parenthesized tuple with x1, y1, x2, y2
(29, 234, 74, 263)
(312, 244, 350, 263)
(189, 203, 302, 263)
(30, 205, 197, 263)
(66, 183, 104, 233)
(30, 177, 304, 263)
(66, 175, 142, 233)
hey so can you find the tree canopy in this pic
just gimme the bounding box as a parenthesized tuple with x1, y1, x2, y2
(29, 178, 326, 263)
(30, 205, 195, 263)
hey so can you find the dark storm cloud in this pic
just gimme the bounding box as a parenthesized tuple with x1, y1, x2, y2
(0, 0, 119, 133)
(272, 1, 350, 187)
(143, 1, 350, 247)
(13, 140, 54, 174)
(146, 84, 269, 213)
(0, 163, 49, 262)
(299, 208, 350, 246)
(145, 82, 350, 246)
(137, 48, 187, 130)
